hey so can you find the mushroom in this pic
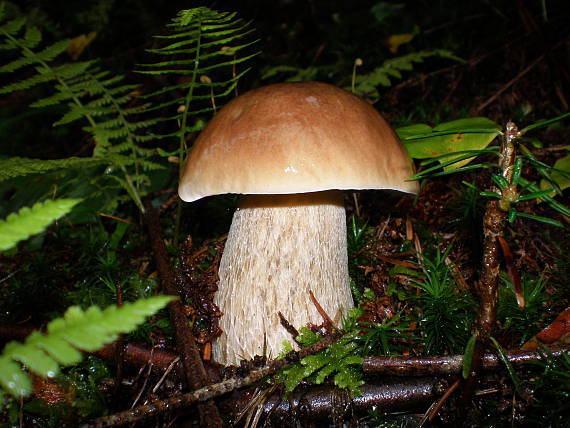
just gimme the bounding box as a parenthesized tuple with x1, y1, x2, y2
(179, 82, 418, 365)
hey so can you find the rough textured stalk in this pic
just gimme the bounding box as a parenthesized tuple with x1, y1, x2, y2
(213, 191, 353, 365)
(461, 122, 518, 405)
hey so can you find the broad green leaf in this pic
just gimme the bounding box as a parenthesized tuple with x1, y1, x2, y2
(540, 154, 570, 193)
(400, 117, 501, 170)
(0, 199, 82, 251)
(396, 123, 433, 141)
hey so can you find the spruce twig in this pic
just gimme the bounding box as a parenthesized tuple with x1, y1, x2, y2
(460, 121, 519, 405)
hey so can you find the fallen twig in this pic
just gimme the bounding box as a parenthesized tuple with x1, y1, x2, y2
(362, 348, 569, 376)
(475, 54, 546, 113)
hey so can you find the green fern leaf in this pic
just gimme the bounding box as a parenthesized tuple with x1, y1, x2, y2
(279, 331, 364, 396)
(0, 198, 82, 251)
(138, 6, 258, 165)
(353, 50, 464, 98)
(0, 296, 176, 398)
(0, 156, 104, 181)
(0, 16, 25, 36)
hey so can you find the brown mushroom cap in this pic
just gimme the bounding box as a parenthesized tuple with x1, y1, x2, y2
(179, 81, 418, 202)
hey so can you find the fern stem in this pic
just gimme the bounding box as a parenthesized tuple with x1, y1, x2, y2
(2, 32, 98, 129)
(174, 16, 204, 245)
(87, 71, 141, 192)
(82, 72, 145, 213)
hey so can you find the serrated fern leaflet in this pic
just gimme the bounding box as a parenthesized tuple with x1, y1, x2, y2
(0, 296, 175, 398)
(0, 199, 81, 251)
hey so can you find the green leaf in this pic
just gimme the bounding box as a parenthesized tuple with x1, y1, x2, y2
(352, 50, 463, 97)
(490, 337, 521, 394)
(520, 112, 570, 134)
(400, 117, 501, 170)
(0, 296, 176, 398)
(396, 123, 433, 141)
(513, 212, 563, 228)
(540, 154, 570, 194)
(279, 331, 363, 396)
(0, 199, 82, 251)
(139, 6, 258, 148)
(462, 333, 477, 379)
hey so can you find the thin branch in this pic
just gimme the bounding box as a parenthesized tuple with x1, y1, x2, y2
(362, 348, 569, 376)
(475, 54, 546, 113)
(144, 203, 222, 427)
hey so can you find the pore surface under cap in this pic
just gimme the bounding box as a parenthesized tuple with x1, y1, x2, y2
(179, 81, 418, 202)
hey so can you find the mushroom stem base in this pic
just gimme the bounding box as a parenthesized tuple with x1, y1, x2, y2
(213, 191, 352, 365)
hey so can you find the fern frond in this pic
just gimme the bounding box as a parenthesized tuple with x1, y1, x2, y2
(139, 6, 258, 165)
(0, 296, 176, 398)
(0, 199, 81, 251)
(0, 156, 104, 181)
(279, 330, 364, 397)
(353, 50, 464, 98)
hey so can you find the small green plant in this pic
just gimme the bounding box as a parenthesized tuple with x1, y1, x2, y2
(359, 311, 412, 356)
(347, 215, 374, 302)
(138, 7, 259, 169)
(447, 181, 486, 229)
(497, 274, 550, 345)
(0, 5, 258, 219)
(525, 349, 570, 426)
(0, 3, 161, 213)
(405, 115, 570, 227)
(277, 309, 365, 397)
(410, 246, 475, 354)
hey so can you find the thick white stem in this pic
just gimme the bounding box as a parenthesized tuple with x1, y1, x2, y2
(213, 191, 353, 365)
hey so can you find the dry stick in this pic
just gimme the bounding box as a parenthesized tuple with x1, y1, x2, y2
(419, 379, 461, 427)
(144, 204, 222, 427)
(460, 122, 519, 406)
(308, 289, 336, 333)
(362, 349, 569, 376)
(82, 333, 340, 428)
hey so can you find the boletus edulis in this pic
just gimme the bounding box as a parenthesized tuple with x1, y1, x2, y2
(179, 82, 418, 365)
